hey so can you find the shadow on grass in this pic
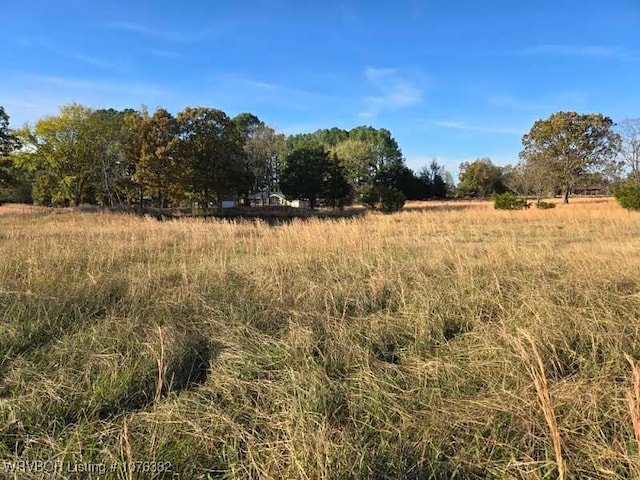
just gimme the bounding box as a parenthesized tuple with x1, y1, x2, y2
(111, 205, 369, 225)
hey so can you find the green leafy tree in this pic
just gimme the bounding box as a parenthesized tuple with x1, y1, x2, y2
(131, 108, 182, 208)
(520, 111, 621, 203)
(614, 183, 640, 210)
(349, 126, 403, 170)
(0, 106, 20, 157)
(286, 125, 405, 203)
(457, 157, 507, 197)
(28, 103, 101, 206)
(0, 106, 24, 201)
(233, 114, 286, 194)
(177, 107, 251, 208)
(324, 153, 354, 210)
(281, 144, 329, 209)
(332, 138, 377, 195)
(380, 188, 406, 213)
(88, 108, 133, 207)
(418, 160, 449, 199)
(374, 162, 423, 199)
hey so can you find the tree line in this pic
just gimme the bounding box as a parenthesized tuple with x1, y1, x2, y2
(3, 106, 637, 208)
(0, 104, 452, 210)
(458, 112, 637, 204)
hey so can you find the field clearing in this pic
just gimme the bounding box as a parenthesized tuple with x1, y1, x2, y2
(1, 198, 640, 479)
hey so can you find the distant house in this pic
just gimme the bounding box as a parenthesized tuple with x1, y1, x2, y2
(220, 197, 238, 209)
(248, 191, 309, 208)
(247, 191, 269, 206)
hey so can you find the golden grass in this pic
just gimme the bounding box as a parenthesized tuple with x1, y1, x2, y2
(1, 198, 640, 478)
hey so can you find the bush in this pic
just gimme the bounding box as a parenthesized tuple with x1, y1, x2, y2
(380, 188, 406, 213)
(536, 200, 556, 209)
(614, 183, 640, 211)
(494, 192, 527, 210)
(361, 189, 380, 209)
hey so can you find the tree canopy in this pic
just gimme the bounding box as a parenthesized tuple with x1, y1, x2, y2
(457, 157, 507, 198)
(1, 102, 452, 209)
(520, 111, 621, 203)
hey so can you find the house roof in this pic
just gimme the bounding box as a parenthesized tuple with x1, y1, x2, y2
(248, 191, 287, 200)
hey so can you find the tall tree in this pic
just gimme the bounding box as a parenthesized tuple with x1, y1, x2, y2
(457, 157, 507, 197)
(418, 159, 449, 199)
(324, 153, 353, 210)
(520, 111, 621, 203)
(0, 106, 20, 157)
(349, 126, 403, 170)
(0, 106, 22, 194)
(30, 103, 100, 206)
(619, 118, 640, 183)
(331, 138, 377, 195)
(177, 107, 251, 208)
(131, 108, 181, 208)
(233, 114, 286, 194)
(87, 108, 132, 207)
(281, 144, 329, 209)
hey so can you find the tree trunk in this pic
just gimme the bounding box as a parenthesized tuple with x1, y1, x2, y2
(563, 188, 570, 204)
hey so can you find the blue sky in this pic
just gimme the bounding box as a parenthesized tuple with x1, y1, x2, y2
(2, 0, 640, 178)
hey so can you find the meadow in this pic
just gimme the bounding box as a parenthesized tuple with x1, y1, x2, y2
(1, 198, 640, 479)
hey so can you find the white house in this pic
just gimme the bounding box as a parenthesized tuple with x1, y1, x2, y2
(247, 191, 309, 208)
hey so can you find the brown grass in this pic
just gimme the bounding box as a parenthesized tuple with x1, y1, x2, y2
(1, 197, 640, 478)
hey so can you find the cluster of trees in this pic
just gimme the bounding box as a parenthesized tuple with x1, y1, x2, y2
(284, 126, 451, 208)
(457, 112, 640, 204)
(6, 104, 636, 209)
(0, 104, 452, 210)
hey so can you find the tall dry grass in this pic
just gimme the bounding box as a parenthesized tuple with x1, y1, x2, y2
(0, 198, 640, 478)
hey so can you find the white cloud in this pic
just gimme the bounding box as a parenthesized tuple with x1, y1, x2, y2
(431, 120, 524, 135)
(104, 21, 235, 43)
(487, 91, 590, 113)
(34, 38, 128, 72)
(359, 67, 423, 118)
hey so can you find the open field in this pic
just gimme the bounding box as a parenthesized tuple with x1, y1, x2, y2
(1, 198, 640, 479)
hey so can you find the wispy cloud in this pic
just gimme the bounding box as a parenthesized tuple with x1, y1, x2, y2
(105, 21, 233, 43)
(17, 74, 167, 96)
(146, 49, 181, 59)
(35, 38, 127, 72)
(359, 67, 423, 118)
(1, 74, 172, 127)
(487, 91, 590, 113)
(521, 44, 630, 59)
(203, 73, 342, 112)
(431, 120, 525, 135)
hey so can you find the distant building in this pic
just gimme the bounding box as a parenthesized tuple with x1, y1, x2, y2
(247, 191, 310, 208)
(572, 183, 610, 196)
(220, 197, 238, 209)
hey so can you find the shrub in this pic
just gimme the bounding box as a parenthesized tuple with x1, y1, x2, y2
(361, 189, 380, 209)
(380, 188, 406, 213)
(536, 200, 556, 209)
(494, 192, 527, 210)
(614, 183, 640, 211)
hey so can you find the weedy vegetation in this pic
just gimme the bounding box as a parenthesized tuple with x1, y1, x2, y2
(1, 198, 640, 479)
